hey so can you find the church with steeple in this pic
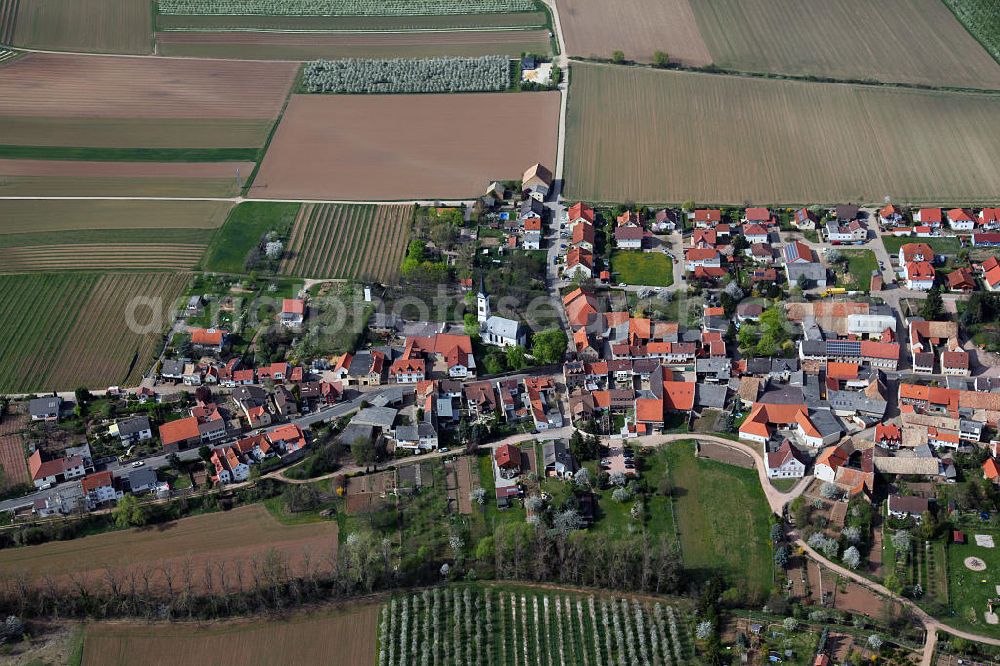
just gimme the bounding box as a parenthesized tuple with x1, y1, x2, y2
(477, 278, 526, 348)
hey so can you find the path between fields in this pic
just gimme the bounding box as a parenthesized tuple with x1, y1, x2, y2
(0, 195, 478, 205)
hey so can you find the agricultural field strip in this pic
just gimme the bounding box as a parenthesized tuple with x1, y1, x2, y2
(0, 503, 339, 583)
(0, 200, 233, 234)
(45, 273, 190, 389)
(157, 0, 538, 16)
(0, 0, 153, 55)
(688, 0, 1000, 90)
(154, 11, 547, 31)
(280, 203, 412, 282)
(0, 53, 298, 120)
(0, 274, 94, 393)
(564, 64, 1000, 205)
(0, 434, 30, 486)
(0, 244, 206, 273)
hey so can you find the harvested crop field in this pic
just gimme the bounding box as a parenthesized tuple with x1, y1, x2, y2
(0, 159, 254, 197)
(0, 505, 340, 591)
(0, 272, 188, 392)
(0, 200, 232, 234)
(280, 203, 413, 282)
(251, 92, 559, 200)
(1, 0, 152, 54)
(689, 0, 1000, 89)
(156, 28, 552, 59)
(565, 64, 1000, 205)
(556, 0, 711, 65)
(82, 602, 377, 666)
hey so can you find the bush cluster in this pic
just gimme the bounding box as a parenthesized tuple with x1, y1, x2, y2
(301, 56, 510, 94)
(159, 0, 535, 16)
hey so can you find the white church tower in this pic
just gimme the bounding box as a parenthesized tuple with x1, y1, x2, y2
(477, 277, 491, 324)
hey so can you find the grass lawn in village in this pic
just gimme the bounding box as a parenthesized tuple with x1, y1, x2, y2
(832, 249, 878, 291)
(200, 201, 301, 274)
(946, 528, 1000, 636)
(880, 234, 963, 258)
(664, 441, 773, 597)
(610, 251, 674, 287)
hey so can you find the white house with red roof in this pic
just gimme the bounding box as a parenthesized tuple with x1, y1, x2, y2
(210, 445, 251, 484)
(692, 209, 721, 227)
(982, 256, 1000, 291)
(742, 224, 770, 244)
(903, 260, 935, 291)
(947, 208, 975, 232)
(280, 298, 305, 328)
(879, 204, 905, 227)
(685, 247, 721, 272)
(565, 246, 594, 279)
(978, 208, 1000, 230)
(28, 450, 86, 488)
(744, 207, 774, 225)
(566, 202, 594, 227)
(913, 208, 943, 227)
(82, 471, 122, 507)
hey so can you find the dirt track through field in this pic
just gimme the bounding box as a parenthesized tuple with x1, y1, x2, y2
(556, 0, 711, 65)
(251, 92, 559, 200)
(0, 505, 340, 593)
(0, 53, 297, 119)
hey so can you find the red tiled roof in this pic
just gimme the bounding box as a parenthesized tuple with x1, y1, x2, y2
(635, 398, 664, 423)
(662, 381, 695, 412)
(917, 208, 942, 224)
(745, 207, 771, 222)
(495, 443, 519, 469)
(82, 471, 114, 492)
(189, 328, 225, 346)
(906, 261, 935, 280)
(282, 299, 305, 315)
(900, 242, 934, 262)
(694, 209, 721, 223)
(568, 202, 594, 224)
(159, 416, 200, 446)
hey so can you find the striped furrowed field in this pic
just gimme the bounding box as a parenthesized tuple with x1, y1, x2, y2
(689, 0, 1000, 89)
(565, 63, 1000, 205)
(0, 244, 206, 273)
(0, 272, 187, 393)
(280, 203, 413, 283)
(0, 0, 152, 54)
(0, 434, 28, 489)
(378, 587, 692, 666)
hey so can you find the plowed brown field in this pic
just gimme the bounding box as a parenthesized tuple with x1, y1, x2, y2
(0, 53, 297, 119)
(251, 92, 559, 200)
(556, 0, 711, 65)
(0, 200, 232, 234)
(82, 602, 377, 666)
(156, 28, 552, 59)
(0, 505, 340, 592)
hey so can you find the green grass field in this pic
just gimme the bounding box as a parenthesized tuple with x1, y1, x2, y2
(664, 440, 773, 597)
(947, 529, 1000, 638)
(201, 202, 301, 274)
(834, 249, 878, 291)
(880, 235, 963, 257)
(610, 252, 674, 287)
